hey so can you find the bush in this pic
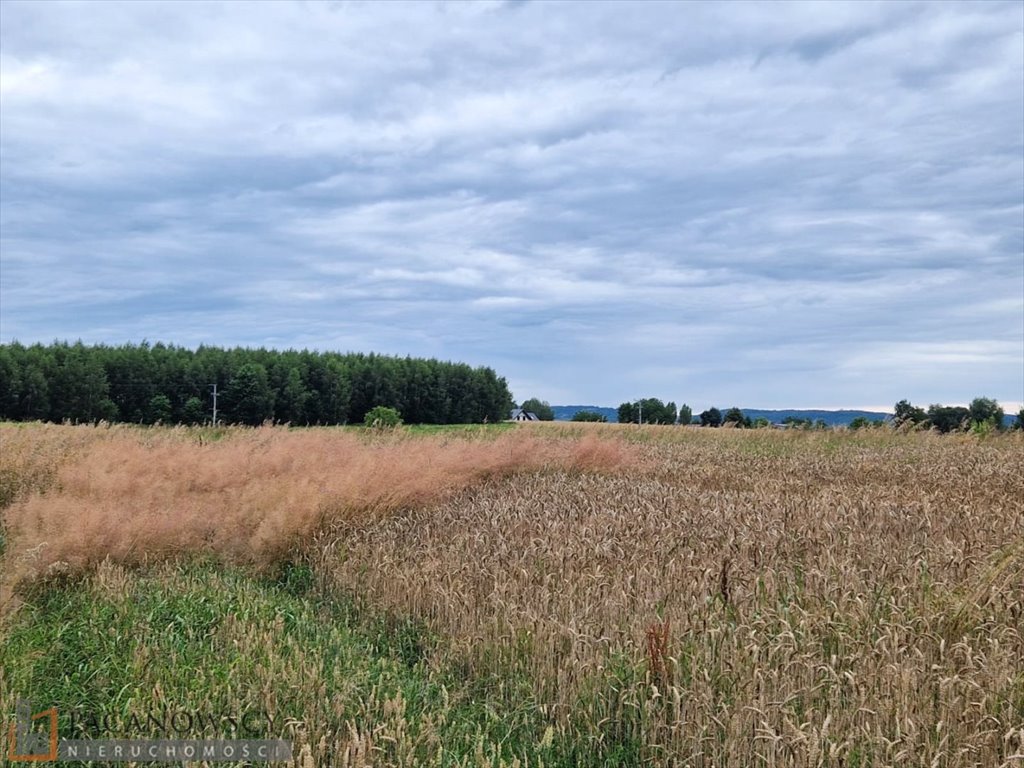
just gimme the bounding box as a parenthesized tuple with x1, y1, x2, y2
(146, 394, 172, 424)
(723, 407, 751, 428)
(181, 396, 206, 425)
(894, 399, 927, 427)
(968, 397, 1004, 430)
(364, 406, 402, 429)
(699, 407, 722, 427)
(926, 404, 970, 433)
(571, 411, 607, 422)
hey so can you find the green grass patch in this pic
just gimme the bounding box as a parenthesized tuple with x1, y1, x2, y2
(1, 563, 641, 766)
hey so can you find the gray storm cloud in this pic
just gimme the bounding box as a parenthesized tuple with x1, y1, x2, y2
(1, 0, 1021, 409)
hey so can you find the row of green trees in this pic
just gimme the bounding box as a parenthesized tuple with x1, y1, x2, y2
(615, 401, 836, 429)
(616, 401, 761, 427)
(892, 398, 1020, 433)
(617, 399, 687, 425)
(613, 398, 1023, 431)
(571, 410, 607, 423)
(0, 342, 514, 426)
(615, 400, 754, 427)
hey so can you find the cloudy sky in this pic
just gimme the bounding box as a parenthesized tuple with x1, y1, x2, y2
(1, 1, 1022, 411)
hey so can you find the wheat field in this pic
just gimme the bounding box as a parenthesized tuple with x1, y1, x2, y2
(1, 422, 1022, 766)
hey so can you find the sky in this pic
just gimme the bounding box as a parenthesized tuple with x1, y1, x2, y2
(1, 0, 1022, 411)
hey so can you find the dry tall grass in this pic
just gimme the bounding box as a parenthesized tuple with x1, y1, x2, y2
(2, 423, 1022, 766)
(0, 423, 634, 593)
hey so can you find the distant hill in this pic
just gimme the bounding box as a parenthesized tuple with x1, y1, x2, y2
(551, 405, 620, 422)
(551, 406, 891, 425)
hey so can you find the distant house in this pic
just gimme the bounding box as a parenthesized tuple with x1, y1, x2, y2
(510, 408, 540, 422)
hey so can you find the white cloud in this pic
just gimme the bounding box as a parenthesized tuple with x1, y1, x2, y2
(1, 0, 1021, 408)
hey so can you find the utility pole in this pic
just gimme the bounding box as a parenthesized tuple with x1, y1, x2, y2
(210, 383, 218, 426)
(638, 399, 642, 426)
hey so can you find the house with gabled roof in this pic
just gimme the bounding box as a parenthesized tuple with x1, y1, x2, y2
(509, 408, 540, 422)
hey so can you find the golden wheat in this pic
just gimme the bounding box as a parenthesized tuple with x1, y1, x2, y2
(318, 426, 1024, 766)
(1, 423, 1022, 766)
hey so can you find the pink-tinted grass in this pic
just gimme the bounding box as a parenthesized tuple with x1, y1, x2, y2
(1, 425, 636, 589)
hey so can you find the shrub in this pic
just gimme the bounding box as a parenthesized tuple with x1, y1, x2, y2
(364, 406, 402, 429)
(699, 407, 722, 427)
(968, 397, 1004, 430)
(723, 407, 751, 428)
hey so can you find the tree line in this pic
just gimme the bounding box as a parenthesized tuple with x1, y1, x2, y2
(614, 400, 753, 427)
(0, 342, 514, 426)
(891, 397, 1021, 433)
(611, 397, 1023, 431)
